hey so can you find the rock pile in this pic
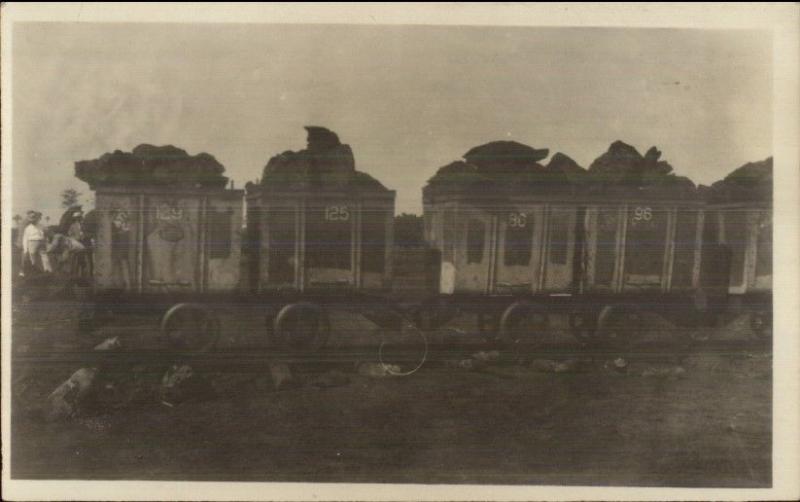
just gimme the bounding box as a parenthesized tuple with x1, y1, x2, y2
(425, 139, 698, 199)
(708, 157, 772, 203)
(462, 141, 550, 177)
(585, 141, 696, 198)
(257, 126, 387, 191)
(75, 144, 228, 189)
(426, 140, 574, 194)
(545, 152, 587, 184)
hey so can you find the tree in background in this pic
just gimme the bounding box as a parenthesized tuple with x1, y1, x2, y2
(394, 213, 425, 248)
(61, 188, 81, 209)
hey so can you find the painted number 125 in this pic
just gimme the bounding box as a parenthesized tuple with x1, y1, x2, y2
(325, 205, 350, 221)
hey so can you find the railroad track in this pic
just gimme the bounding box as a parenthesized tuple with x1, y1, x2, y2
(11, 339, 770, 370)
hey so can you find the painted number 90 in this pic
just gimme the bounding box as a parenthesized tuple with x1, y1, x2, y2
(633, 206, 653, 222)
(325, 205, 350, 221)
(509, 212, 527, 228)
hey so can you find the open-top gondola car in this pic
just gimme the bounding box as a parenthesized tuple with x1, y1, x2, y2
(76, 144, 244, 350)
(421, 141, 706, 349)
(245, 127, 397, 350)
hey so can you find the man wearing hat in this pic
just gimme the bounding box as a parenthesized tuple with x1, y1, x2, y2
(54, 205, 88, 277)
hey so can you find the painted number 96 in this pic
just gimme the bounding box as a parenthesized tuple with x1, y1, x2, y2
(325, 205, 350, 221)
(633, 206, 653, 222)
(509, 212, 527, 228)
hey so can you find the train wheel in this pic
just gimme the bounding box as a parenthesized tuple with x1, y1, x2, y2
(499, 302, 549, 348)
(749, 310, 772, 341)
(568, 311, 596, 345)
(595, 305, 644, 351)
(161, 303, 221, 352)
(377, 312, 429, 376)
(273, 302, 331, 351)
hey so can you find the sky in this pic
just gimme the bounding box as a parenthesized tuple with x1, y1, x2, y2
(11, 22, 772, 220)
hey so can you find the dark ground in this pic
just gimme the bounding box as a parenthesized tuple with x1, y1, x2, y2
(10, 297, 772, 487)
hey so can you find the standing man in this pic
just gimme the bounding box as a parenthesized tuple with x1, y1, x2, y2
(111, 209, 132, 290)
(56, 205, 88, 276)
(21, 211, 45, 276)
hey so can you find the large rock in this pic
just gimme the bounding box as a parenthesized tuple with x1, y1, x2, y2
(589, 140, 642, 170)
(471, 350, 501, 364)
(260, 126, 387, 191)
(268, 362, 296, 390)
(587, 140, 696, 196)
(75, 144, 228, 189)
(546, 152, 587, 182)
(46, 367, 98, 421)
(709, 157, 772, 203)
(644, 146, 662, 163)
(357, 362, 401, 377)
(640, 365, 687, 378)
(425, 161, 484, 189)
(427, 141, 571, 192)
(305, 126, 342, 152)
(94, 336, 122, 351)
(463, 141, 549, 173)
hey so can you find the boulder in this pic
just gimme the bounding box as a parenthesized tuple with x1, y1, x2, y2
(553, 358, 592, 373)
(305, 126, 342, 152)
(471, 350, 501, 364)
(587, 140, 697, 197)
(260, 126, 387, 191)
(46, 367, 98, 421)
(709, 157, 772, 203)
(603, 357, 629, 373)
(463, 141, 549, 174)
(94, 336, 122, 351)
(75, 144, 228, 189)
(269, 362, 297, 390)
(644, 146, 662, 163)
(357, 362, 401, 377)
(546, 152, 587, 182)
(530, 358, 592, 373)
(426, 140, 578, 195)
(588, 140, 644, 184)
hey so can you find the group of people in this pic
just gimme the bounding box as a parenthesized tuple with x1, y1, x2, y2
(13, 206, 94, 281)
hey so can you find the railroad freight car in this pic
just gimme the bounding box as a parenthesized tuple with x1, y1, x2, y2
(246, 127, 395, 293)
(244, 127, 398, 350)
(68, 136, 771, 355)
(90, 185, 244, 294)
(77, 145, 244, 295)
(75, 145, 245, 349)
(421, 141, 707, 347)
(701, 158, 772, 338)
(77, 132, 400, 353)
